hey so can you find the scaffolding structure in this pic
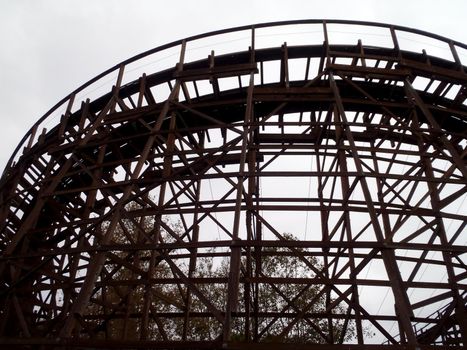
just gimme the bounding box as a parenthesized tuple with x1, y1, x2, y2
(0, 20, 466, 349)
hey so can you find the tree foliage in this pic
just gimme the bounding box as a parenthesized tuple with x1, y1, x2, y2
(83, 202, 356, 343)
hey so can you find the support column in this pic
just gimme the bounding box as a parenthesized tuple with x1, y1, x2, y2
(59, 43, 186, 338)
(329, 72, 417, 345)
(405, 80, 467, 344)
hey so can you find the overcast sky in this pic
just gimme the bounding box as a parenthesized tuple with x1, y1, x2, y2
(1, 0, 467, 171)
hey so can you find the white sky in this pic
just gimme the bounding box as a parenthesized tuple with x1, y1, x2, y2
(1, 0, 467, 171)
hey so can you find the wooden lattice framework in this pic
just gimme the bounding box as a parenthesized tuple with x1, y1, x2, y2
(0, 20, 466, 349)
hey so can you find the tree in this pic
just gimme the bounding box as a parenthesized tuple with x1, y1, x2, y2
(246, 233, 355, 343)
(82, 202, 357, 343)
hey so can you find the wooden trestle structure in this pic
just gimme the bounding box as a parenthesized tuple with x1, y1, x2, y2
(0, 20, 466, 349)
